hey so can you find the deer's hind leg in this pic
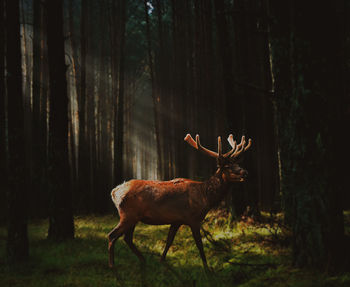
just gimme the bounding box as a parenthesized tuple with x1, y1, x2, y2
(124, 225, 145, 263)
(108, 219, 135, 268)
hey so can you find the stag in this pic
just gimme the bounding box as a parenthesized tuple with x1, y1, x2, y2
(108, 134, 252, 269)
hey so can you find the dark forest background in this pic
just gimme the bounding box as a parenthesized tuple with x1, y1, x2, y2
(1, 0, 350, 275)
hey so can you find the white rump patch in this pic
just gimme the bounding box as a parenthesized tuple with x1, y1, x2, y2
(111, 181, 130, 208)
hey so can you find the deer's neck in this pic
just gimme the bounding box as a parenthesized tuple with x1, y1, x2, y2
(203, 169, 230, 210)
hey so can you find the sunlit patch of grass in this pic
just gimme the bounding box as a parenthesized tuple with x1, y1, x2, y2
(0, 211, 349, 286)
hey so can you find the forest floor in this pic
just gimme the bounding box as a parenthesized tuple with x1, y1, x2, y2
(1, 211, 350, 287)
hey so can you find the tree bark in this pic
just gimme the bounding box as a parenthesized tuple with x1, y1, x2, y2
(46, 0, 74, 240)
(5, 0, 29, 262)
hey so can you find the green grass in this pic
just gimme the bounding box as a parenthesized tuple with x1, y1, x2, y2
(0, 211, 349, 287)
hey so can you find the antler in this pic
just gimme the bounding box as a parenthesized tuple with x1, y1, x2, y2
(230, 136, 252, 160)
(222, 134, 236, 157)
(184, 133, 252, 159)
(218, 136, 222, 157)
(184, 134, 219, 158)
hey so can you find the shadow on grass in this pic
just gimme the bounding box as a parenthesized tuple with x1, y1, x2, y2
(106, 235, 283, 287)
(110, 251, 247, 287)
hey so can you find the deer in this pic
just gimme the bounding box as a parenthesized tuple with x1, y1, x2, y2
(108, 133, 252, 270)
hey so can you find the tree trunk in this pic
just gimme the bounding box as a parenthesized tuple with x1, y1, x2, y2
(19, 0, 31, 101)
(78, 0, 90, 213)
(94, 0, 111, 212)
(115, 0, 126, 185)
(154, 0, 166, 178)
(85, 8, 96, 212)
(5, 0, 29, 262)
(46, 0, 74, 240)
(0, 0, 7, 223)
(111, 0, 120, 185)
(67, 0, 79, 197)
(171, 0, 191, 178)
(32, 0, 47, 218)
(193, 0, 216, 179)
(40, 7, 49, 217)
(143, 0, 163, 179)
(68, 0, 81, 105)
(257, 0, 280, 212)
(270, 0, 347, 270)
(214, 0, 233, 124)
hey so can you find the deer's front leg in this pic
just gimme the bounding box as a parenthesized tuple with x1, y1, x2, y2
(124, 225, 145, 263)
(190, 224, 208, 270)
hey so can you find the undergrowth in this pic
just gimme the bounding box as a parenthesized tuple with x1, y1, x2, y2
(0, 211, 349, 287)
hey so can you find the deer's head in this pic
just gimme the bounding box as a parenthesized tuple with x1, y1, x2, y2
(184, 134, 252, 183)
